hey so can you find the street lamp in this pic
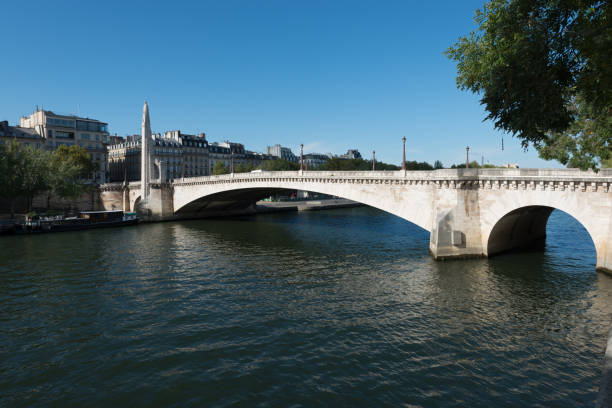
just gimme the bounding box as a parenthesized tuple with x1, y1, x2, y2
(300, 144, 304, 171)
(466, 146, 470, 169)
(401, 137, 406, 171)
(372, 150, 376, 171)
(231, 149, 234, 173)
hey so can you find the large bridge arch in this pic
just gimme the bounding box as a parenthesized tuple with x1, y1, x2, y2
(480, 195, 607, 270)
(172, 176, 435, 232)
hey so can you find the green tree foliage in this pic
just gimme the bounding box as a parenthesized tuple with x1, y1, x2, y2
(0, 142, 96, 215)
(234, 163, 254, 173)
(446, 0, 611, 169)
(0, 141, 29, 217)
(52, 145, 97, 179)
(258, 159, 300, 171)
(21, 146, 52, 209)
(434, 160, 444, 169)
(49, 145, 97, 199)
(449, 161, 499, 169)
(212, 161, 228, 175)
(404, 161, 433, 171)
(318, 158, 401, 171)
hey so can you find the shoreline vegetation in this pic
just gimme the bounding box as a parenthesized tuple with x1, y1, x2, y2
(0, 141, 96, 218)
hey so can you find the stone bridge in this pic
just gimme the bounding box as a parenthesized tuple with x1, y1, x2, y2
(99, 168, 612, 273)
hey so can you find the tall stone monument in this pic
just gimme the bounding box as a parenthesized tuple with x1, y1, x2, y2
(141, 101, 152, 200)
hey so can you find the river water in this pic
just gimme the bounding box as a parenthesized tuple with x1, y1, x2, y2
(1, 207, 611, 407)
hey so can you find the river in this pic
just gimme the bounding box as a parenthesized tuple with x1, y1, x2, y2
(1, 207, 611, 407)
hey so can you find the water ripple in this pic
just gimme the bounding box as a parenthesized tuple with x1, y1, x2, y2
(0, 208, 610, 407)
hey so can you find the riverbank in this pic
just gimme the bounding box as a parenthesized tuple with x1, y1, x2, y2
(255, 198, 362, 214)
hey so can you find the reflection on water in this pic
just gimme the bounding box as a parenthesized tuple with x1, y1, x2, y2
(1, 208, 610, 407)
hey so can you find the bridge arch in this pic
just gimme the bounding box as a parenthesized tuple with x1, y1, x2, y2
(483, 200, 601, 267)
(173, 180, 434, 232)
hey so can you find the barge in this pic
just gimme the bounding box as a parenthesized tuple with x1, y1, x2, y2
(22, 210, 139, 233)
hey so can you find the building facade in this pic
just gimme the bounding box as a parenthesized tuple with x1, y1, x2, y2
(108, 131, 210, 182)
(0, 121, 46, 148)
(20, 109, 110, 183)
(266, 144, 298, 163)
(303, 153, 330, 169)
(212, 141, 272, 173)
(108, 132, 276, 182)
(339, 149, 362, 160)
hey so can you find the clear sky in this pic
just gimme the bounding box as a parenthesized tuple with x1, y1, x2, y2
(1, 0, 556, 168)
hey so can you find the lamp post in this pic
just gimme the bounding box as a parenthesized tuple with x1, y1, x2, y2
(465, 146, 469, 169)
(300, 144, 304, 172)
(401, 136, 406, 171)
(372, 150, 376, 171)
(231, 149, 234, 173)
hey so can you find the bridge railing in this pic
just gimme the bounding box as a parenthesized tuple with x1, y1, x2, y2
(100, 168, 612, 189)
(173, 168, 612, 183)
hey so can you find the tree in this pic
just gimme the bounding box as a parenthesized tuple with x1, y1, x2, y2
(49, 145, 97, 200)
(318, 158, 402, 171)
(258, 159, 299, 171)
(405, 160, 434, 170)
(52, 145, 97, 179)
(434, 160, 444, 169)
(0, 141, 25, 218)
(212, 161, 228, 175)
(446, 0, 611, 169)
(0, 143, 97, 216)
(20, 146, 51, 210)
(235, 163, 249, 173)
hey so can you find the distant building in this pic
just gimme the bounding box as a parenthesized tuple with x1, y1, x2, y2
(339, 149, 362, 160)
(20, 109, 110, 183)
(213, 141, 272, 172)
(108, 131, 209, 182)
(0, 121, 46, 148)
(267, 144, 298, 163)
(109, 135, 125, 145)
(108, 131, 272, 182)
(166, 131, 210, 178)
(303, 153, 330, 169)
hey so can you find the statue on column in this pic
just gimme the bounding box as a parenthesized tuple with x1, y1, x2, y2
(136, 101, 153, 215)
(141, 101, 152, 199)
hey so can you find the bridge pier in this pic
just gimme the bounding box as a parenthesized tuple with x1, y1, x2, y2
(597, 220, 612, 276)
(137, 183, 175, 221)
(429, 183, 486, 260)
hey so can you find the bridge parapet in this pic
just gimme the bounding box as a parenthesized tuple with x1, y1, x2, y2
(169, 169, 612, 194)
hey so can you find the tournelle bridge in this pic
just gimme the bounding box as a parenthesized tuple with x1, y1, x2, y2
(100, 168, 612, 274)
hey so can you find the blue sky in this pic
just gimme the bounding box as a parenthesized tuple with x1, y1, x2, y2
(1, 0, 555, 167)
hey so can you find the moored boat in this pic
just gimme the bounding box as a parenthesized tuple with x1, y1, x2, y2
(19, 210, 139, 233)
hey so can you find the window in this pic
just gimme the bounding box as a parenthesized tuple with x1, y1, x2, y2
(47, 118, 75, 128)
(81, 133, 90, 140)
(55, 131, 74, 139)
(95, 135, 100, 141)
